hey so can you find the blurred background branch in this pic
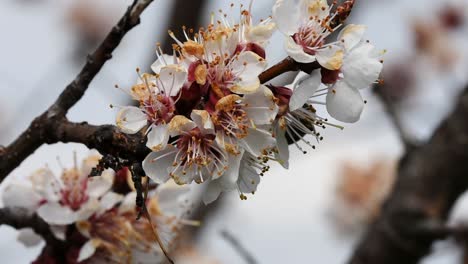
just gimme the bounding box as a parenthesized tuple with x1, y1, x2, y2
(349, 85, 468, 264)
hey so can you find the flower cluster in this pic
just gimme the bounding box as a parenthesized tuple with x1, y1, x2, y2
(2, 152, 191, 263)
(115, 0, 383, 203)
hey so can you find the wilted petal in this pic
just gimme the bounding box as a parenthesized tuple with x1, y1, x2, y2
(338, 24, 367, 51)
(272, 0, 300, 35)
(243, 86, 279, 125)
(146, 124, 170, 152)
(326, 80, 364, 123)
(116, 106, 147, 134)
(168, 115, 196, 137)
(285, 37, 316, 63)
(289, 70, 322, 111)
(142, 146, 177, 184)
(191, 110, 215, 135)
(342, 42, 383, 89)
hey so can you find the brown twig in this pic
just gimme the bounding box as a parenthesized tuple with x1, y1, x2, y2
(349, 86, 468, 264)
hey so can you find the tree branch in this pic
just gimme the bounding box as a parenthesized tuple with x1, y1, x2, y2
(0, 0, 351, 182)
(0, 208, 64, 249)
(0, 0, 155, 179)
(374, 85, 418, 151)
(349, 86, 468, 264)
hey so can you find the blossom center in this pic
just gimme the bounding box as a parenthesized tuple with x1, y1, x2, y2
(213, 95, 250, 139)
(171, 128, 227, 183)
(60, 169, 89, 211)
(142, 95, 175, 125)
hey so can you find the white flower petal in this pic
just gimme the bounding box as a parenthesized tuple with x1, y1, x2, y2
(243, 86, 279, 125)
(342, 42, 383, 89)
(289, 69, 322, 111)
(190, 110, 215, 135)
(97, 192, 124, 215)
(274, 124, 290, 169)
(78, 239, 100, 262)
(2, 183, 41, 211)
(285, 37, 316, 63)
(237, 163, 261, 194)
(316, 45, 344, 70)
(217, 151, 243, 190)
(146, 124, 170, 152)
(156, 180, 190, 214)
(272, 0, 301, 35)
(28, 168, 60, 202)
(74, 198, 100, 222)
(142, 146, 177, 184)
(87, 169, 114, 198)
(338, 24, 367, 51)
(118, 192, 137, 214)
(151, 54, 176, 74)
(37, 202, 78, 225)
(230, 51, 267, 94)
(241, 128, 276, 157)
(326, 81, 364, 123)
(116, 106, 147, 134)
(17, 228, 43, 247)
(202, 181, 223, 205)
(158, 66, 187, 96)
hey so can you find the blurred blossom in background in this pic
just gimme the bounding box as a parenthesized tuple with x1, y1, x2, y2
(1, 0, 468, 263)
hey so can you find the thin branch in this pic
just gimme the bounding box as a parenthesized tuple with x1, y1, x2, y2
(221, 230, 258, 264)
(374, 85, 418, 151)
(349, 85, 468, 264)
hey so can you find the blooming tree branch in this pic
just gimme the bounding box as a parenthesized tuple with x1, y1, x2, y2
(349, 85, 468, 264)
(0, 1, 345, 182)
(0, 0, 155, 180)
